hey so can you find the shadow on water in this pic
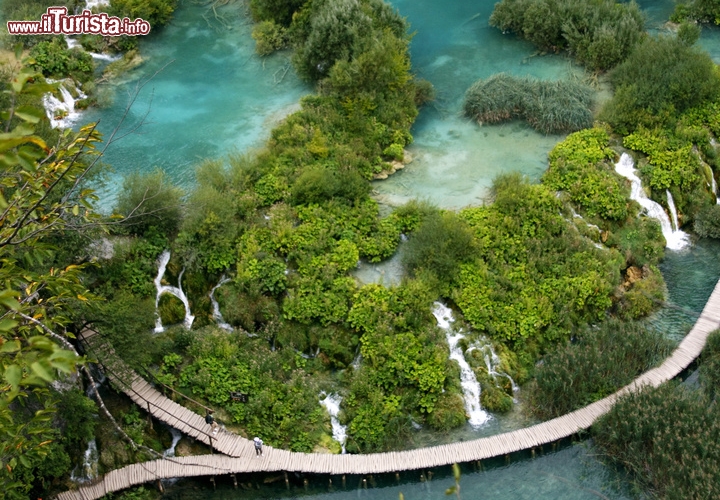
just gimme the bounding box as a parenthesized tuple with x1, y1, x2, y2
(161, 440, 633, 500)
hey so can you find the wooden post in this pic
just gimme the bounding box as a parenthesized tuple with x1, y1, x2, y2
(427, 471, 433, 481)
(395, 472, 400, 483)
(303, 478, 309, 490)
(342, 474, 346, 488)
(328, 478, 332, 489)
(210, 477, 216, 490)
(285, 472, 289, 490)
(232, 474, 238, 489)
(157, 480, 164, 493)
(362, 478, 367, 489)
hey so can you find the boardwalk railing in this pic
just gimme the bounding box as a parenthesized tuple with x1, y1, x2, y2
(55, 278, 720, 500)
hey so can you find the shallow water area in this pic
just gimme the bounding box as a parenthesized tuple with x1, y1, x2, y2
(373, 0, 583, 209)
(81, 0, 309, 209)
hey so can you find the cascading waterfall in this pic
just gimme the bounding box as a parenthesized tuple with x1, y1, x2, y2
(163, 427, 183, 457)
(208, 276, 232, 331)
(713, 174, 720, 205)
(666, 190, 681, 232)
(319, 392, 347, 454)
(432, 302, 489, 427)
(42, 82, 86, 129)
(71, 439, 99, 482)
(154, 250, 194, 332)
(614, 153, 689, 250)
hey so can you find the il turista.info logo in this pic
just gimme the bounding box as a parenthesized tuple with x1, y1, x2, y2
(7, 7, 150, 36)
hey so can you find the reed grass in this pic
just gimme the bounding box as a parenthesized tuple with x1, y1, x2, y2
(526, 319, 673, 420)
(463, 73, 593, 134)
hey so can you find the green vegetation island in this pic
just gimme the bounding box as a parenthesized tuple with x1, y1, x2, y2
(4, 0, 720, 498)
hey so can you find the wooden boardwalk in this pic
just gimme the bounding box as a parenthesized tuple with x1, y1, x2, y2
(55, 278, 720, 500)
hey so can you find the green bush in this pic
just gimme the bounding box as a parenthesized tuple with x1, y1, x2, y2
(602, 35, 720, 134)
(252, 20, 288, 55)
(694, 204, 720, 238)
(463, 74, 593, 134)
(455, 174, 622, 352)
(700, 329, 720, 399)
(544, 127, 628, 221)
(158, 293, 186, 326)
(250, 0, 307, 25)
(30, 39, 94, 82)
(402, 211, 476, 293)
(114, 169, 184, 238)
(593, 383, 720, 499)
(527, 319, 673, 420)
(426, 392, 467, 431)
(489, 0, 644, 71)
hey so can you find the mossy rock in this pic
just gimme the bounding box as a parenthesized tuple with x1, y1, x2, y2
(427, 392, 467, 431)
(481, 386, 513, 413)
(158, 293, 185, 325)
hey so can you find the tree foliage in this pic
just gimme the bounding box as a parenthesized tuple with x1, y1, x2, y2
(489, 0, 645, 71)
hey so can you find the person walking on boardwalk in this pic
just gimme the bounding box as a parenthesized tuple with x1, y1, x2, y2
(205, 410, 218, 434)
(253, 436, 263, 456)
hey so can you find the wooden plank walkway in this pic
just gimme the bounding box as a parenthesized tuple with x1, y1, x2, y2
(55, 277, 720, 500)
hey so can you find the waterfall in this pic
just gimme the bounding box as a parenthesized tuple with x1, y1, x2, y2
(42, 83, 86, 129)
(666, 190, 680, 231)
(71, 439, 99, 482)
(614, 153, 689, 251)
(208, 276, 232, 331)
(154, 250, 195, 332)
(713, 174, 720, 205)
(467, 339, 519, 401)
(319, 393, 347, 454)
(163, 427, 183, 457)
(432, 302, 490, 427)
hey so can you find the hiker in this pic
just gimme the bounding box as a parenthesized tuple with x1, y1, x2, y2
(205, 410, 218, 433)
(253, 436, 263, 456)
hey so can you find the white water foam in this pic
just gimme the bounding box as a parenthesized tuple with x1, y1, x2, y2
(163, 427, 183, 457)
(209, 275, 232, 331)
(154, 250, 194, 332)
(319, 392, 347, 453)
(42, 83, 86, 129)
(71, 439, 99, 482)
(432, 302, 489, 427)
(713, 174, 720, 205)
(614, 153, 689, 251)
(467, 339, 519, 402)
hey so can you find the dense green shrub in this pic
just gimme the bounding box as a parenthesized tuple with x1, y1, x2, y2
(616, 265, 666, 319)
(175, 327, 326, 450)
(605, 217, 665, 268)
(672, 0, 720, 25)
(250, 0, 307, 25)
(594, 383, 720, 499)
(401, 211, 476, 294)
(290, 0, 406, 81)
(527, 320, 673, 420)
(544, 127, 629, 220)
(489, 0, 644, 71)
(455, 174, 623, 354)
(463, 74, 593, 134)
(251, 20, 288, 55)
(695, 204, 720, 238)
(602, 34, 720, 134)
(30, 39, 94, 82)
(700, 329, 720, 399)
(114, 169, 184, 238)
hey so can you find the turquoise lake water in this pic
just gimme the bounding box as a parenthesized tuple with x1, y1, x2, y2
(77, 0, 720, 497)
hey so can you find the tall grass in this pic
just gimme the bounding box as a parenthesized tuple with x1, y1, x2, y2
(463, 74, 593, 134)
(526, 319, 673, 420)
